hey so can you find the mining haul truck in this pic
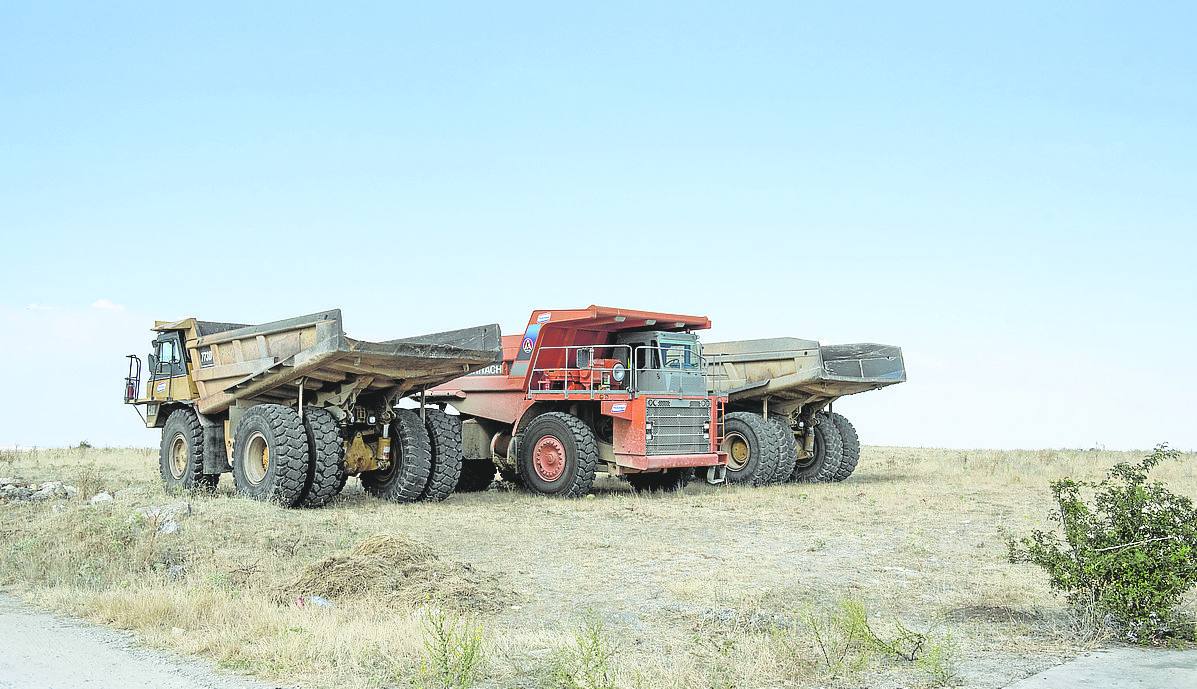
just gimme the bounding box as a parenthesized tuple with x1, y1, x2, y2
(123, 310, 501, 507)
(425, 306, 729, 496)
(704, 338, 905, 485)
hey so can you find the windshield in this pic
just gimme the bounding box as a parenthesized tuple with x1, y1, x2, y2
(658, 338, 700, 370)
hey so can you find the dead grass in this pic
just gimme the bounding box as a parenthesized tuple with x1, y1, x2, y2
(0, 445, 1194, 688)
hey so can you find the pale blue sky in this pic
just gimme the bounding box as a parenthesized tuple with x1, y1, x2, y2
(1, 2, 1194, 449)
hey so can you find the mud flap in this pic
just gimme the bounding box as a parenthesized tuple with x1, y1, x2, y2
(201, 423, 229, 474)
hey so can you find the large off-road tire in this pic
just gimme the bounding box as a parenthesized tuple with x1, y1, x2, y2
(360, 409, 432, 503)
(419, 409, 464, 502)
(298, 407, 346, 508)
(626, 468, 692, 493)
(456, 459, 497, 492)
(159, 408, 218, 493)
(828, 412, 861, 481)
(768, 414, 798, 485)
(720, 412, 781, 486)
(231, 404, 310, 506)
(790, 413, 843, 483)
(516, 412, 598, 497)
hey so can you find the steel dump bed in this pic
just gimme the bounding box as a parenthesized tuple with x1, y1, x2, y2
(704, 337, 905, 407)
(177, 310, 501, 415)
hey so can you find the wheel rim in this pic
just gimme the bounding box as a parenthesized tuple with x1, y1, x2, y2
(721, 431, 750, 471)
(169, 434, 187, 479)
(243, 432, 270, 485)
(532, 435, 567, 482)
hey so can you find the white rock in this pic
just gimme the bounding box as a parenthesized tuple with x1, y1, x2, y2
(157, 520, 181, 535)
(140, 501, 192, 522)
(89, 492, 114, 504)
(63, 486, 78, 497)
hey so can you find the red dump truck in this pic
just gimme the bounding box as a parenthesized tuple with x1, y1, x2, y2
(426, 306, 729, 496)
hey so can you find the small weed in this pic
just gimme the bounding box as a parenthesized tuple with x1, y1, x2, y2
(548, 614, 617, 689)
(416, 608, 485, 689)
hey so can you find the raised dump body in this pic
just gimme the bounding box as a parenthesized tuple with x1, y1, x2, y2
(705, 338, 905, 415)
(163, 310, 502, 416)
(701, 338, 905, 485)
(125, 309, 501, 508)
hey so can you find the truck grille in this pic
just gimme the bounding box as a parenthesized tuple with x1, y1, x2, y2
(645, 399, 710, 456)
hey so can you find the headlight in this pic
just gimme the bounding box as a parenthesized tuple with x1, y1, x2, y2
(611, 363, 626, 382)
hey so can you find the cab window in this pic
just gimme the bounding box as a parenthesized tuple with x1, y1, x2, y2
(659, 338, 698, 370)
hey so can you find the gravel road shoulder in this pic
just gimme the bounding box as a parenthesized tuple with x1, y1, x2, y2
(0, 593, 275, 689)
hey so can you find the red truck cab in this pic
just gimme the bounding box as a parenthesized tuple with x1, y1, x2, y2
(428, 306, 727, 496)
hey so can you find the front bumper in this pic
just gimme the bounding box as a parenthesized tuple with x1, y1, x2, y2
(616, 451, 727, 471)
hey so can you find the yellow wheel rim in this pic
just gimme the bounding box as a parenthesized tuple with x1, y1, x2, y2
(721, 432, 751, 471)
(243, 432, 270, 485)
(169, 434, 187, 479)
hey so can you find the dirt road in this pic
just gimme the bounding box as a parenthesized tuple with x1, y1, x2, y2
(0, 594, 271, 689)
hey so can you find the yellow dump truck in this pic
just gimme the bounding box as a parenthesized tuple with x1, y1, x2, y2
(123, 310, 501, 507)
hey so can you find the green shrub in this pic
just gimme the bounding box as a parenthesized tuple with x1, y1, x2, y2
(1009, 444, 1197, 642)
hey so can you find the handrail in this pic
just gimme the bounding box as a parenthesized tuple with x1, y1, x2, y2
(528, 344, 632, 398)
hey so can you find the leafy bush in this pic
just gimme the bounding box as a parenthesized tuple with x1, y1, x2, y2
(1009, 444, 1197, 642)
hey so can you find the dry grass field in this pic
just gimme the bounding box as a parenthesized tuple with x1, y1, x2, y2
(1, 445, 1194, 689)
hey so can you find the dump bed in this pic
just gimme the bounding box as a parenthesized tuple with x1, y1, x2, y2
(704, 337, 905, 410)
(182, 310, 501, 415)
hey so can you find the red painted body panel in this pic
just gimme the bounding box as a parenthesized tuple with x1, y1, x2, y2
(427, 306, 727, 469)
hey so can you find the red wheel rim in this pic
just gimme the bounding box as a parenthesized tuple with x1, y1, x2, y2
(532, 435, 567, 482)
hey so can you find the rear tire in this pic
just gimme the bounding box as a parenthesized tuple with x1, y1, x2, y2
(361, 409, 432, 503)
(231, 404, 310, 506)
(828, 412, 861, 481)
(159, 408, 218, 494)
(299, 407, 346, 508)
(626, 468, 692, 493)
(516, 412, 597, 497)
(767, 414, 798, 485)
(456, 459, 497, 492)
(790, 413, 842, 483)
(419, 409, 464, 502)
(720, 412, 780, 486)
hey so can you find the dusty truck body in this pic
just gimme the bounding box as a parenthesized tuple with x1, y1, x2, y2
(705, 338, 905, 484)
(425, 306, 729, 496)
(123, 309, 501, 507)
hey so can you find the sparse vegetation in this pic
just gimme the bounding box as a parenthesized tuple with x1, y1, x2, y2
(0, 445, 1193, 689)
(1009, 444, 1197, 643)
(416, 609, 485, 689)
(547, 614, 618, 689)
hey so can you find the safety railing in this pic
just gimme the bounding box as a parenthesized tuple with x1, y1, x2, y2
(630, 345, 726, 391)
(528, 345, 633, 398)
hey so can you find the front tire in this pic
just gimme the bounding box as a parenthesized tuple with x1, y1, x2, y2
(720, 412, 781, 486)
(516, 412, 597, 497)
(361, 409, 432, 503)
(231, 404, 310, 506)
(159, 408, 218, 494)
